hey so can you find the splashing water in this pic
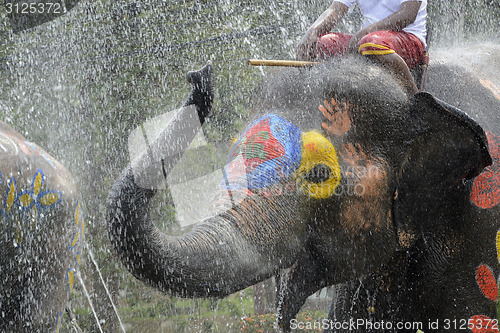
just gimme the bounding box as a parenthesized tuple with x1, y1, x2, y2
(85, 242, 126, 333)
(76, 269, 104, 333)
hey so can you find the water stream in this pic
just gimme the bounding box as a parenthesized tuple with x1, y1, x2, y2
(76, 270, 104, 333)
(86, 242, 127, 332)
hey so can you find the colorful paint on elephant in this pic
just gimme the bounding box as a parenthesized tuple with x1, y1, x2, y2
(67, 202, 85, 293)
(0, 169, 62, 246)
(224, 114, 341, 199)
(0, 168, 83, 331)
(480, 79, 500, 102)
(55, 312, 63, 333)
(0, 131, 55, 168)
(470, 132, 500, 332)
(225, 115, 302, 190)
(470, 230, 500, 333)
(0, 170, 15, 222)
(296, 131, 341, 199)
(471, 132, 500, 209)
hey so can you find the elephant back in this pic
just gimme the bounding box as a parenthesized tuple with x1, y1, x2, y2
(425, 63, 500, 135)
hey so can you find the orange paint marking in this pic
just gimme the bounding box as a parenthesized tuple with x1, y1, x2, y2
(480, 79, 500, 101)
(471, 132, 500, 209)
(469, 315, 499, 333)
(475, 264, 498, 302)
(319, 97, 351, 136)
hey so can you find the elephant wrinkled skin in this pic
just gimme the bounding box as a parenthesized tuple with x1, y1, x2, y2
(0, 121, 82, 332)
(107, 57, 499, 332)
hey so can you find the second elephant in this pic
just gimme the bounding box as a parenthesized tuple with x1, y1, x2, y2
(0, 121, 84, 332)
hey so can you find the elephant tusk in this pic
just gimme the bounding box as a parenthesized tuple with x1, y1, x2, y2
(248, 59, 320, 67)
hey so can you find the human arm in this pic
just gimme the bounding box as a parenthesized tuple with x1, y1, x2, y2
(296, 1, 349, 61)
(347, 1, 422, 53)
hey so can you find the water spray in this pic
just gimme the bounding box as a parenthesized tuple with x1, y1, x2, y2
(76, 270, 104, 333)
(85, 242, 127, 333)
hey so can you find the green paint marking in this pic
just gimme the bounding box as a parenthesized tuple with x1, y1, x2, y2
(244, 131, 270, 160)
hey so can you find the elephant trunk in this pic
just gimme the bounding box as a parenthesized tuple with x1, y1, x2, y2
(107, 165, 306, 298)
(107, 64, 306, 297)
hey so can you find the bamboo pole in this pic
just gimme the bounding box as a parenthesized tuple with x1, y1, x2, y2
(248, 59, 319, 67)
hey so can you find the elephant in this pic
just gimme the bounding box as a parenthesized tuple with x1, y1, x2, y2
(277, 61, 500, 332)
(107, 56, 499, 332)
(0, 120, 84, 332)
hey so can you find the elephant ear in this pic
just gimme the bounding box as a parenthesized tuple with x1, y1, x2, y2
(394, 92, 492, 249)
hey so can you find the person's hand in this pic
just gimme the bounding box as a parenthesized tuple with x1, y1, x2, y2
(296, 30, 319, 61)
(347, 30, 368, 54)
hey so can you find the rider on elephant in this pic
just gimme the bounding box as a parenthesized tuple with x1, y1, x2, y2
(296, 0, 427, 97)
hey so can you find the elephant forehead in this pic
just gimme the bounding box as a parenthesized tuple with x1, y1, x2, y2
(223, 114, 302, 190)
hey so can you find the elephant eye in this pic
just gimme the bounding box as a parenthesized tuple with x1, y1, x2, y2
(297, 131, 341, 199)
(304, 163, 331, 183)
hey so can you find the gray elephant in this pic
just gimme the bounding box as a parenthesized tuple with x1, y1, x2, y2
(107, 57, 499, 332)
(278, 61, 500, 332)
(0, 121, 84, 332)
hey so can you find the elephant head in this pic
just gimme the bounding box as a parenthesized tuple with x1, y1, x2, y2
(0, 121, 83, 332)
(107, 58, 492, 329)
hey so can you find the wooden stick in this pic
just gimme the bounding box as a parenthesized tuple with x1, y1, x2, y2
(248, 59, 319, 67)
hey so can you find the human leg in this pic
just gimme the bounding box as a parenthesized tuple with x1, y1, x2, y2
(316, 32, 353, 59)
(358, 31, 425, 97)
(370, 52, 419, 96)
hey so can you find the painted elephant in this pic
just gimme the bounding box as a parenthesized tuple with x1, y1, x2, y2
(107, 57, 498, 332)
(277, 61, 500, 332)
(0, 121, 84, 332)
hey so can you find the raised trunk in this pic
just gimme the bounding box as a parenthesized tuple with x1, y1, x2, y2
(107, 167, 305, 297)
(107, 105, 306, 298)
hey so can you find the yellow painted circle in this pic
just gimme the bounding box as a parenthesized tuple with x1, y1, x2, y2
(296, 131, 341, 199)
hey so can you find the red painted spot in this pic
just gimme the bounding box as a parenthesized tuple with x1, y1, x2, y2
(229, 118, 285, 172)
(471, 132, 500, 209)
(475, 264, 498, 302)
(469, 315, 499, 333)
